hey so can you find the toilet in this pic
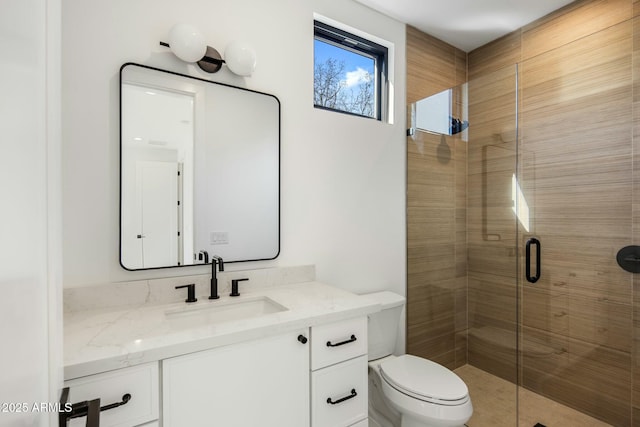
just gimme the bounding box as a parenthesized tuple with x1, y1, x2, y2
(364, 291, 473, 427)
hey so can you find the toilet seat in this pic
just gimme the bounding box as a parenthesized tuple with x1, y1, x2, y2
(380, 354, 469, 406)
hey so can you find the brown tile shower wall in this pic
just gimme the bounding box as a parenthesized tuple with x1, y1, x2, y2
(468, 0, 636, 425)
(406, 26, 469, 370)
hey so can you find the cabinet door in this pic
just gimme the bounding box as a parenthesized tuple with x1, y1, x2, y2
(163, 330, 310, 427)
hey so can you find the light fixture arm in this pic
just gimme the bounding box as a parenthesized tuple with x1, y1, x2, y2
(159, 41, 226, 73)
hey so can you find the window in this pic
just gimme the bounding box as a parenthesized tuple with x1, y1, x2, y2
(314, 20, 388, 120)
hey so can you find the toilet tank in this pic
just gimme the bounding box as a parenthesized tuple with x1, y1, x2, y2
(362, 291, 405, 360)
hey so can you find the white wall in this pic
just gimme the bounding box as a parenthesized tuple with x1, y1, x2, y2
(193, 84, 280, 261)
(1, 0, 63, 424)
(62, 0, 406, 301)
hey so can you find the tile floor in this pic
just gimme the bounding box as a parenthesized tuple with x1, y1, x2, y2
(454, 364, 612, 427)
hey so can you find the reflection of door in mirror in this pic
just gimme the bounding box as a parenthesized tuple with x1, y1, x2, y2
(121, 82, 195, 269)
(135, 161, 179, 267)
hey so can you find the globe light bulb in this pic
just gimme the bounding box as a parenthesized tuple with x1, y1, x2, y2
(168, 24, 207, 63)
(224, 41, 257, 76)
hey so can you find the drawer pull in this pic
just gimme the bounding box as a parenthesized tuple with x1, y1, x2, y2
(326, 335, 357, 347)
(326, 388, 357, 405)
(58, 389, 130, 426)
(100, 393, 131, 412)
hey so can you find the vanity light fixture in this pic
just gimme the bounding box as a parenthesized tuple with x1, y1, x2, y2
(160, 24, 257, 77)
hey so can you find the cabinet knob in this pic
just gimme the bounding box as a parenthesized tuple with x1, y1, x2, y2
(297, 334, 308, 344)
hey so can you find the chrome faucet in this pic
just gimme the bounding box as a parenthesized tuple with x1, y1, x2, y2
(209, 255, 224, 299)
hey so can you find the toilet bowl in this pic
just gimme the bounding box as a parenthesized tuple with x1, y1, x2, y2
(372, 355, 472, 427)
(363, 292, 473, 427)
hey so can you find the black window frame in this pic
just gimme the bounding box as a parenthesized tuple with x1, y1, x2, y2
(313, 20, 388, 121)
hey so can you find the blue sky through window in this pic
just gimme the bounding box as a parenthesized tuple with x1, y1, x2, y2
(314, 39, 375, 89)
(314, 38, 376, 117)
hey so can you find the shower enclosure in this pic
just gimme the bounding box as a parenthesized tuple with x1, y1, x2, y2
(408, 54, 635, 426)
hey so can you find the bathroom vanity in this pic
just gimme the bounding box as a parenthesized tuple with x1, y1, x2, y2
(70, 62, 378, 426)
(63, 271, 377, 427)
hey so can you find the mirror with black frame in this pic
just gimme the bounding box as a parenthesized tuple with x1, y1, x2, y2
(120, 63, 280, 270)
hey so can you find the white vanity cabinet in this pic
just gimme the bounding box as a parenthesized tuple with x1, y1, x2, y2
(63, 362, 159, 427)
(310, 317, 369, 427)
(162, 329, 310, 427)
(63, 280, 379, 427)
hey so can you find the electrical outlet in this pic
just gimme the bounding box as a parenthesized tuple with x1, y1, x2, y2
(210, 231, 229, 245)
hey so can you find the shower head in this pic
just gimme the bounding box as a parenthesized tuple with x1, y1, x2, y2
(450, 117, 469, 135)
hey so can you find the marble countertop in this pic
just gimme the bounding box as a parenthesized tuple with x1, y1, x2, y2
(64, 281, 380, 379)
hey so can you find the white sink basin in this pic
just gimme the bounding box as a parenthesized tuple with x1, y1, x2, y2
(164, 296, 288, 327)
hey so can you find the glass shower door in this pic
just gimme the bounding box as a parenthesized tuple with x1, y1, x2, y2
(517, 20, 634, 426)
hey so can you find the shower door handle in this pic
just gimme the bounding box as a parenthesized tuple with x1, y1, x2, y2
(526, 238, 541, 283)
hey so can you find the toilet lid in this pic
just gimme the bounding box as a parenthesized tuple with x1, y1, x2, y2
(380, 355, 469, 404)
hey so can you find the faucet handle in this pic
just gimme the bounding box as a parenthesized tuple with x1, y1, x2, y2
(198, 250, 209, 264)
(175, 284, 197, 303)
(230, 278, 249, 297)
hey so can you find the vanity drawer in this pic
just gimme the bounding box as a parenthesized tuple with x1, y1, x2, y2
(64, 362, 159, 427)
(311, 355, 368, 427)
(311, 316, 367, 370)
